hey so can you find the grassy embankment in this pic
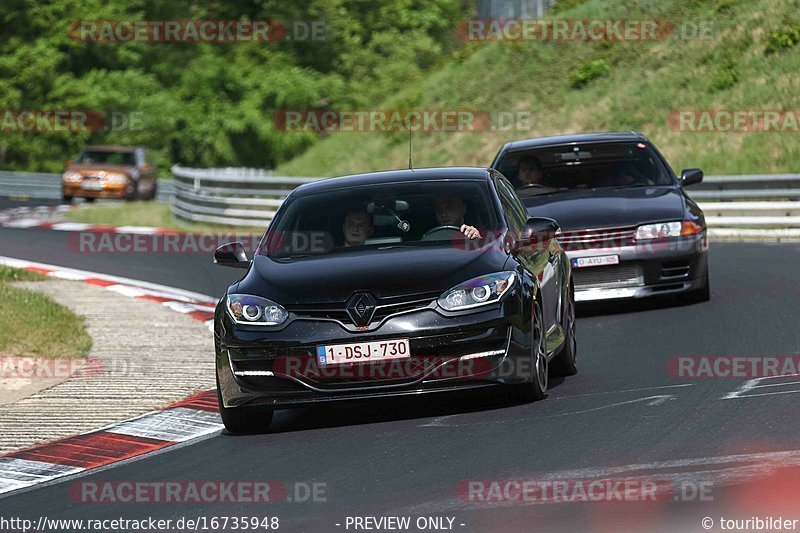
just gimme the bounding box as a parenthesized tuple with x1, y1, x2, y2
(0, 266, 92, 359)
(277, 0, 800, 177)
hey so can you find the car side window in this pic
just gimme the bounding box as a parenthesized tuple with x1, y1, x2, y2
(495, 177, 528, 232)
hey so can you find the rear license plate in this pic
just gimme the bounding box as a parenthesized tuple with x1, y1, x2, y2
(81, 180, 104, 190)
(571, 255, 620, 268)
(317, 339, 410, 366)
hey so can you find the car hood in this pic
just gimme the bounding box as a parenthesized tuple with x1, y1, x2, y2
(238, 242, 509, 304)
(521, 186, 685, 230)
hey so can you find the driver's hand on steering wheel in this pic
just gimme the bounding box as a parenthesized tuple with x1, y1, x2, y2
(460, 225, 481, 240)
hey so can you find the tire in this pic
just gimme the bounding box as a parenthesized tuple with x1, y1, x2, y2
(126, 180, 139, 202)
(681, 277, 710, 304)
(147, 181, 158, 201)
(513, 300, 548, 402)
(62, 196, 73, 204)
(551, 285, 578, 377)
(216, 375, 273, 434)
(85, 197, 96, 203)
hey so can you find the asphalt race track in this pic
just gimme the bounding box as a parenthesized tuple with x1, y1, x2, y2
(1, 207, 799, 531)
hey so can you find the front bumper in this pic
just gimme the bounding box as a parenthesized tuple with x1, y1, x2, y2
(215, 297, 532, 409)
(568, 233, 708, 302)
(63, 182, 127, 199)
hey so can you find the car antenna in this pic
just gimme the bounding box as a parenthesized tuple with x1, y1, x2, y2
(408, 123, 413, 170)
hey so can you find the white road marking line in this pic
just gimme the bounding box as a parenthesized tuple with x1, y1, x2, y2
(114, 226, 159, 234)
(0, 255, 216, 303)
(48, 270, 89, 281)
(49, 222, 92, 231)
(162, 301, 197, 314)
(105, 284, 147, 297)
(404, 448, 800, 513)
(721, 373, 800, 399)
(550, 383, 695, 400)
(107, 407, 223, 442)
(2, 219, 44, 228)
(419, 395, 677, 428)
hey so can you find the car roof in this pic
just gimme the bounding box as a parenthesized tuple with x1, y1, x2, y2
(501, 131, 649, 152)
(294, 167, 493, 195)
(82, 145, 141, 153)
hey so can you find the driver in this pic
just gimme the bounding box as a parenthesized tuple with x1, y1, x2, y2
(433, 195, 481, 240)
(516, 155, 544, 188)
(342, 211, 374, 247)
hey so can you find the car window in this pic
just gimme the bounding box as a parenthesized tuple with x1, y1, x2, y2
(495, 177, 528, 231)
(76, 150, 136, 166)
(259, 180, 501, 260)
(497, 141, 674, 192)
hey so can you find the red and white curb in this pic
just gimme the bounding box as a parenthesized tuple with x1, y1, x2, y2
(0, 205, 177, 235)
(0, 257, 224, 496)
(0, 391, 220, 495)
(0, 256, 217, 330)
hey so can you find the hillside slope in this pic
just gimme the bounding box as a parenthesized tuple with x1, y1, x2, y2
(278, 0, 800, 177)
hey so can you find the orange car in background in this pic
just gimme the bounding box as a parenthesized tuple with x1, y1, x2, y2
(61, 145, 158, 203)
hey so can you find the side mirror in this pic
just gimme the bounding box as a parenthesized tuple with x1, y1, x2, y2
(518, 217, 561, 252)
(680, 168, 703, 187)
(214, 241, 250, 269)
(65, 160, 73, 167)
(141, 163, 150, 171)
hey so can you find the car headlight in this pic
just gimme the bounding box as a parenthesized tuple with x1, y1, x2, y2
(635, 220, 705, 240)
(438, 272, 516, 311)
(634, 221, 682, 240)
(226, 294, 289, 326)
(63, 171, 82, 183)
(105, 172, 128, 184)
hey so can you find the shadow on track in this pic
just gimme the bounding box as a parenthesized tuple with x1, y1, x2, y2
(577, 293, 710, 318)
(222, 377, 569, 436)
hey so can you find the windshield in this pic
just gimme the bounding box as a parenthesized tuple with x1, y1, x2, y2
(497, 141, 675, 194)
(76, 150, 136, 166)
(258, 180, 500, 260)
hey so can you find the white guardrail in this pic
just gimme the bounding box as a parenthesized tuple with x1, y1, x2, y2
(170, 167, 800, 238)
(2, 168, 800, 239)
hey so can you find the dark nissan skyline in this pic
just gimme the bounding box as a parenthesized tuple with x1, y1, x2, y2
(212, 167, 576, 433)
(491, 132, 710, 303)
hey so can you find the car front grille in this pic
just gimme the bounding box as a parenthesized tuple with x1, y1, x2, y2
(285, 291, 439, 326)
(559, 226, 637, 252)
(573, 264, 644, 289)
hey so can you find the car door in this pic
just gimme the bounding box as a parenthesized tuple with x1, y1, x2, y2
(495, 175, 559, 333)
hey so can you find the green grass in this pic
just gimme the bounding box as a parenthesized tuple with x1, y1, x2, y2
(0, 267, 92, 359)
(277, 0, 800, 178)
(0, 266, 48, 282)
(64, 202, 266, 233)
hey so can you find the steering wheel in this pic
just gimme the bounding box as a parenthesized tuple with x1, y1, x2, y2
(421, 225, 462, 240)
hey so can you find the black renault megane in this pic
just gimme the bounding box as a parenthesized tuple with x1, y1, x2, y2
(212, 167, 576, 433)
